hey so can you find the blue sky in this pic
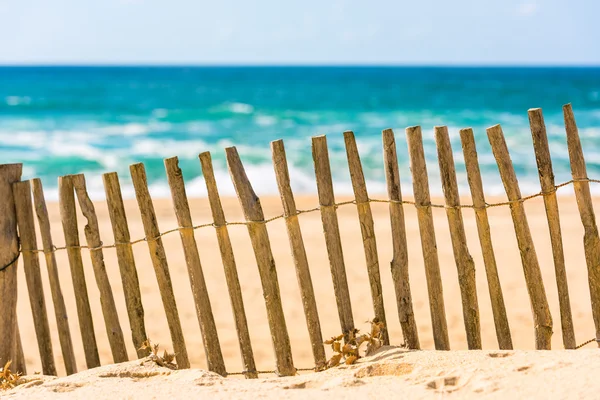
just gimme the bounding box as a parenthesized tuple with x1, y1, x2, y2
(0, 0, 597, 65)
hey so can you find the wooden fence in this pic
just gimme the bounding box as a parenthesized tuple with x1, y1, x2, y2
(1, 104, 599, 379)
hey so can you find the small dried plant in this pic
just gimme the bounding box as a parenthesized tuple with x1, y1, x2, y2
(323, 319, 385, 369)
(0, 361, 21, 390)
(138, 339, 177, 370)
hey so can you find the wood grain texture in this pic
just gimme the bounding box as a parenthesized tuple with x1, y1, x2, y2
(311, 135, 355, 341)
(199, 151, 257, 379)
(32, 178, 78, 374)
(382, 129, 420, 349)
(487, 124, 553, 350)
(459, 129, 513, 350)
(226, 147, 295, 377)
(563, 104, 600, 347)
(102, 172, 148, 358)
(271, 140, 326, 368)
(13, 180, 57, 375)
(435, 126, 481, 349)
(406, 126, 450, 350)
(72, 174, 128, 363)
(0, 164, 22, 369)
(529, 108, 576, 349)
(164, 157, 226, 376)
(343, 131, 388, 345)
(130, 163, 190, 368)
(59, 175, 101, 368)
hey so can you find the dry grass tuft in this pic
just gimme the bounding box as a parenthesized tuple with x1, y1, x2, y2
(1, 360, 21, 390)
(138, 339, 177, 370)
(323, 320, 385, 369)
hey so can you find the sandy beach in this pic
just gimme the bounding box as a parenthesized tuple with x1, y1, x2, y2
(8, 347, 600, 399)
(11, 191, 598, 379)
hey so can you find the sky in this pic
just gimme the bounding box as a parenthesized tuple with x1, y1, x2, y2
(0, 0, 598, 65)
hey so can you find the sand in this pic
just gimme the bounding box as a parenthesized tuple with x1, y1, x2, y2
(6, 348, 600, 399)
(8, 193, 600, 397)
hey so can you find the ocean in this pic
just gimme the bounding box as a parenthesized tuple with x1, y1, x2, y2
(1, 66, 599, 200)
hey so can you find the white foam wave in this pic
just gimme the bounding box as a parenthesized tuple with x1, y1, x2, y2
(5, 96, 31, 106)
(225, 102, 254, 114)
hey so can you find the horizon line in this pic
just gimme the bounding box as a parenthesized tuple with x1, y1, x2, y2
(1, 62, 600, 68)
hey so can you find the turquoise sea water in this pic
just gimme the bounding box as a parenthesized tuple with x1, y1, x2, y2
(1, 66, 599, 199)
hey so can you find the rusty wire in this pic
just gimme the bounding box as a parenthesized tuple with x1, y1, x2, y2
(15, 177, 600, 255)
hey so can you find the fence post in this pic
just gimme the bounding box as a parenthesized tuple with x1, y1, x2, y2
(343, 131, 389, 345)
(199, 151, 257, 379)
(0, 164, 23, 371)
(382, 129, 420, 349)
(460, 129, 512, 350)
(529, 108, 576, 349)
(435, 126, 481, 349)
(130, 163, 190, 368)
(102, 173, 148, 359)
(59, 175, 101, 368)
(226, 147, 296, 377)
(32, 178, 78, 374)
(72, 174, 128, 363)
(198, 151, 258, 379)
(487, 124, 553, 350)
(406, 126, 450, 350)
(271, 140, 326, 369)
(311, 135, 355, 342)
(563, 104, 600, 348)
(13, 180, 57, 375)
(164, 157, 226, 376)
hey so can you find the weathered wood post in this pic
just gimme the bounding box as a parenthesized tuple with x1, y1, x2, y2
(14, 180, 57, 375)
(382, 129, 420, 349)
(0, 164, 23, 371)
(226, 147, 296, 377)
(435, 126, 481, 349)
(529, 108, 576, 349)
(487, 124, 553, 350)
(460, 129, 512, 350)
(406, 126, 450, 350)
(563, 104, 600, 347)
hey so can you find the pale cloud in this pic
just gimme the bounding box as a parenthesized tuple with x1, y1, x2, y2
(516, 2, 539, 17)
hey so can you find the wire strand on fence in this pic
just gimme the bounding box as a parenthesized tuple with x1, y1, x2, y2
(13, 177, 600, 256)
(574, 338, 600, 349)
(227, 367, 317, 377)
(0, 237, 21, 272)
